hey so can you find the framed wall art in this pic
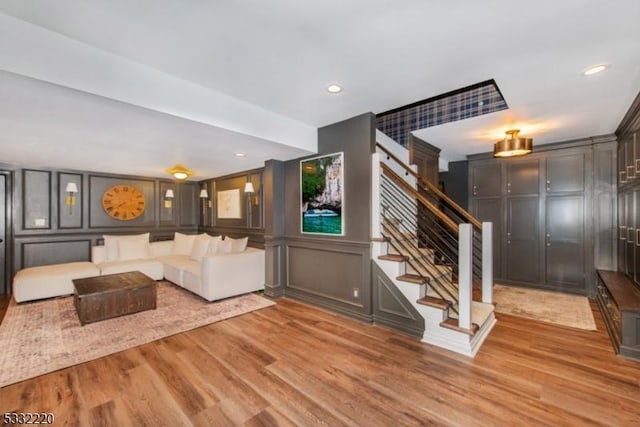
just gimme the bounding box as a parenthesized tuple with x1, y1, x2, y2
(217, 188, 241, 219)
(300, 152, 344, 235)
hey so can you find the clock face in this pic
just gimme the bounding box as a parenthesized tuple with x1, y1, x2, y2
(102, 184, 146, 221)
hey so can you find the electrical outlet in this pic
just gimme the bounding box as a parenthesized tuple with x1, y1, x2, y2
(353, 288, 359, 298)
(34, 218, 46, 227)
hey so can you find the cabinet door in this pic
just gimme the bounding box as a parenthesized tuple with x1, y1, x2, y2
(546, 154, 585, 193)
(634, 190, 640, 286)
(545, 195, 585, 291)
(472, 197, 503, 278)
(619, 192, 627, 273)
(506, 197, 540, 283)
(471, 162, 502, 197)
(507, 158, 539, 195)
(626, 135, 636, 181)
(626, 192, 635, 278)
(618, 142, 627, 185)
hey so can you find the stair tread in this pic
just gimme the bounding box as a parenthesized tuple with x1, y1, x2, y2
(397, 274, 429, 284)
(378, 254, 408, 262)
(417, 296, 451, 310)
(440, 318, 480, 335)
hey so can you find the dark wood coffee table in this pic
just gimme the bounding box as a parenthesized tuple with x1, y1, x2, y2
(73, 271, 156, 325)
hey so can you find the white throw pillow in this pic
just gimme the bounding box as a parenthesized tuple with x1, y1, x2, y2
(226, 236, 248, 253)
(172, 232, 197, 256)
(206, 235, 223, 256)
(103, 233, 150, 261)
(217, 238, 233, 254)
(118, 239, 150, 261)
(189, 234, 211, 261)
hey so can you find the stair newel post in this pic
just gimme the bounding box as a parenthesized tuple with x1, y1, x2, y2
(458, 223, 473, 330)
(481, 221, 493, 304)
(371, 152, 382, 240)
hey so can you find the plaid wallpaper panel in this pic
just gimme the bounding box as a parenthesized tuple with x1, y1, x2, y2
(376, 81, 508, 147)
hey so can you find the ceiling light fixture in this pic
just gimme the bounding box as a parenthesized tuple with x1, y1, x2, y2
(168, 164, 192, 180)
(235, 153, 246, 157)
(326, 84, 343, 94)
(493, 129, 533, 158)
(583, 64, 609, 76)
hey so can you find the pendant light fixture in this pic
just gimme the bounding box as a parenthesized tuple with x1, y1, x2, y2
(493, 129, 533, 158)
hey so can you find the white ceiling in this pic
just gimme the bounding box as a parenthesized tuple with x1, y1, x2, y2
(1, 0, 639, 178)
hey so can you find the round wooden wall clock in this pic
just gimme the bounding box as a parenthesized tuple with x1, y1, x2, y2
(102, 184, 146, 221)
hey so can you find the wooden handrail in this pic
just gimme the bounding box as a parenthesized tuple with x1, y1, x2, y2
(376, 143, 482, 230)
(381, 163, 459, 234)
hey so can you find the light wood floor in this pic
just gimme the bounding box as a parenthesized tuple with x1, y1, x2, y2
(0, 295, 639, 426)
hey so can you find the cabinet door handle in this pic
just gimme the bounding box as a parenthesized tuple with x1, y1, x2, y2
(636, 158, 640, 174)
(628, 165, 635, 179)
(628, 227, 635, 242)
(620, 171, 627, 183)
(473, 185, 477, 196)
(636, 229, 640, 246)
(620, 226, 627, 240)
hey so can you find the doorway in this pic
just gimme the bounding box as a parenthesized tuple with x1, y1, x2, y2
(0, 171, 11, 295)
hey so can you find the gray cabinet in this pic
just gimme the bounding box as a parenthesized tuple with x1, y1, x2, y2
(471, 162, 502, 197)
(506, 197, 540, 284)
(471, 197, 502, 275)
(470, 144, 601, 295)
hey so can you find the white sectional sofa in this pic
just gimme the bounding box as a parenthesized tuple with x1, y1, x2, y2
(13, 232, 265, 303)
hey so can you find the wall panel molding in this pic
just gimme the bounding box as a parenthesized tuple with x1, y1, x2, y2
(22, 169, 52, 230)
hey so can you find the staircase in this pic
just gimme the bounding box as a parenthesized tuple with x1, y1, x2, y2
(372, 131, 496, 357)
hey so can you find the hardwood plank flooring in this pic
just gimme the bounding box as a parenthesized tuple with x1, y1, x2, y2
(0, 296, 639, 426)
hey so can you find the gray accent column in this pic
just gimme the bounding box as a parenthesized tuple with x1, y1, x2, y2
(264, 159, 286, 297)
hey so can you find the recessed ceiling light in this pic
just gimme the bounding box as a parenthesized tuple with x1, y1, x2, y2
(582, 64, 609, 76)
(326, 84, 343, 94)
(235, 153, 246, 157)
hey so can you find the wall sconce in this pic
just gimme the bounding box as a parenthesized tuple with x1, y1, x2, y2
(65, 182, 78, 215)
(164, 188, 174, 208)
(244, 182, 259, 206)
(200, 187, 209, 219)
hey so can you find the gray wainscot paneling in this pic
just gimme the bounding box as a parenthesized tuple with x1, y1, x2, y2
(58, 172, 83, 229)
(264, 236, 285, 297)
(21, 239, 92, 268)
(285, 238, 372, 321)
(372, 261, 425, 337)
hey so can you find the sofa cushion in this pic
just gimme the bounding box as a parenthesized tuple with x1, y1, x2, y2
(13, 262, 100, 303)
(230, 236, 248, 253)
(189, 234, 211, 261)
(217, 238, 232, 254)
(172, 232, 196, 256)
(219, 236, 248, 254)
(206, 235, 223, 256)
(156, 254, 192, 286)
(103, 233, 149, 261)
(118, 239, 150, 261)
(97, 258, 164, 281)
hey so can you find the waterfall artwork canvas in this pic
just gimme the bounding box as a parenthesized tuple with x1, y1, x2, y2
(301, 152, 344, 235)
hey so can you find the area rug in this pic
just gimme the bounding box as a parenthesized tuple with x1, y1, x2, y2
(493, 284, 596, 331)
(0, 282, 274, 388)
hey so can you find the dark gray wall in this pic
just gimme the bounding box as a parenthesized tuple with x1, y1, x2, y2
(269, 113, 376, 320)
(198, 167, 265, 249)
(2, 164, 199, 294)
(440, 160, 469, 209)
